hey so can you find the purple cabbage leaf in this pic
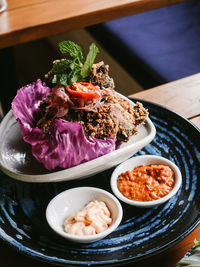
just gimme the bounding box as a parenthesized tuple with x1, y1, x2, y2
(11, 80, 116, 170)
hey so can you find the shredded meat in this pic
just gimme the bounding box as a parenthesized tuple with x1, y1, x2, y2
(64, 90, 148, 142)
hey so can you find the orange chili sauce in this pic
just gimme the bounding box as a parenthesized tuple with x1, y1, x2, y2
(117, 165, 175, 202)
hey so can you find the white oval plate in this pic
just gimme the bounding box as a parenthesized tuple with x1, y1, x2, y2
(0, 95, 156, 183)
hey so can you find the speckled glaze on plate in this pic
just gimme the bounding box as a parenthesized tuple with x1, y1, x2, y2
(0, 99, 200, 266)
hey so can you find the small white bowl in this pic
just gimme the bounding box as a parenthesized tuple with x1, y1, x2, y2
(110, 155, 182, 208)
(46, 187, 123, 243)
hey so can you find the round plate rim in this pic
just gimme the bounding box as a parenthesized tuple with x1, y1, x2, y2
(0, 98, 200, 265)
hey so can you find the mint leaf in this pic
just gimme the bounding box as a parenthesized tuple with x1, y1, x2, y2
(59, 73, 69, 86)
(81, 43, 99, 78)
(50, 41, 99, 86)
(52, 60, 71, 74)
(52, 74, 60, 84)
(52, 59, 73, 85)
(59, 41, 84, 64)
(52, 74, 68, 85)
(68, 67, 81, 84)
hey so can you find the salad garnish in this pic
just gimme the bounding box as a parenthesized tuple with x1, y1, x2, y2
(49, 41, 99, 86)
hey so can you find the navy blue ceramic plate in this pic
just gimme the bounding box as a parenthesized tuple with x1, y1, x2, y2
(0, 99, 200, 266)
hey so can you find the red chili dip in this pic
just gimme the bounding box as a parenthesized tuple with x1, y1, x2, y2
(117, 164, 175, 202)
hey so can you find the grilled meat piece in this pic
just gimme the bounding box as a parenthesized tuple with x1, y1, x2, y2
(90, 61, 115, 89)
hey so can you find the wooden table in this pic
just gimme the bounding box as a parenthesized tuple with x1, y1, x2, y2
(1, 73, 200, 267)
(0, 0, 188, 113)
(0, 0, 187, 49)
(131, 73, 200, 128)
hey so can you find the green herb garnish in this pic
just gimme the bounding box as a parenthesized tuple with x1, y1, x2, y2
(176, 240, 200, 266)
(81, 43, 99, 78)
(51, 41, 99, 86)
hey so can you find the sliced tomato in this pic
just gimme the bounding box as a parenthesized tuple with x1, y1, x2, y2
(65, 82, 101, 99)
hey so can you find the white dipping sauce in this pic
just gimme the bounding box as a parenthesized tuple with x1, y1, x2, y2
(63, 200, 112, 236)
